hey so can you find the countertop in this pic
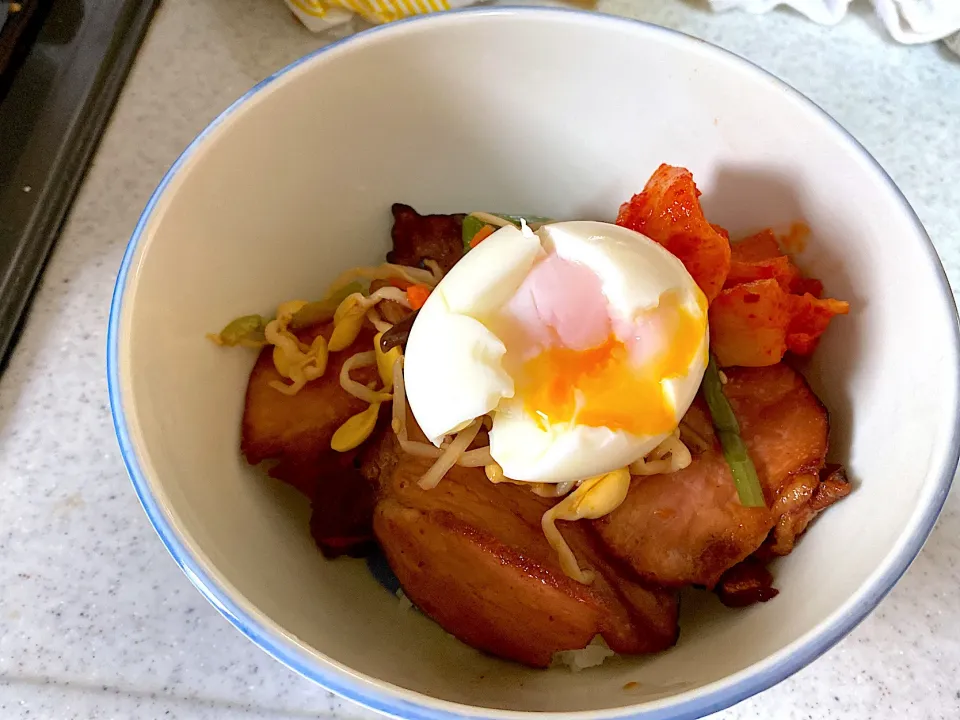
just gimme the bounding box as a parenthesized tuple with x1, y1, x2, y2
(0, 1, 957, 718)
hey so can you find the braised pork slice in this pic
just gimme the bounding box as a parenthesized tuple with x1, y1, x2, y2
(762, 464, 851, 557)
(309, 446, 380, 559)
(387, 203, 465, 274)
(592, 364, 828, 589)
(241, 323, 378, 495)
(366, 433, 679, 668)
(715, 557, 779, 608)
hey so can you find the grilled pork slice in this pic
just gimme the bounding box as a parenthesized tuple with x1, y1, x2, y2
(715, 556, 779, 608)
(308, 447, 380, 559)
(241, 323, 378, 495)
(387, 204, 465, 274)
(366, 433, 679, 668)
(592, 363, 829, 589)
(717, 464, 851, 607)
(761, 464, 852, 558)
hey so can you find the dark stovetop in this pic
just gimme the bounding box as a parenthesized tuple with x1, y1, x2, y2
(0, 0, 162, 367)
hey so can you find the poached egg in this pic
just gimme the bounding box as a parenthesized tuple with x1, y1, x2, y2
(403, 220, 708, 484)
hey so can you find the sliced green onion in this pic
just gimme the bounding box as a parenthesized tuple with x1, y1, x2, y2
(462, 213, 555, 251)
(702, 355, 766, 508)
(497, 213, 553, 227)
(289, 281, 364, 331)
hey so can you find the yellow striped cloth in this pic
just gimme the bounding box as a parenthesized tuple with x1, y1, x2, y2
(284, 0, 470, 31)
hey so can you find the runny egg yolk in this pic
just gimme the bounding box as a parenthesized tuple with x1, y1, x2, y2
(489, 241, 708, 439)
(515, 293, 706, 435)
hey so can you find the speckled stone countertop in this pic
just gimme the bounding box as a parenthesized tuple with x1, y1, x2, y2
(0, 1, 957, 718)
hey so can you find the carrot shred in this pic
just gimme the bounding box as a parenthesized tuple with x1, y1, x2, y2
(406, 284, 431, 310)
(470, 224, 495, 248)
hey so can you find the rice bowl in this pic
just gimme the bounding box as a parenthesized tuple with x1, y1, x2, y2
(108, 8, 960, 719)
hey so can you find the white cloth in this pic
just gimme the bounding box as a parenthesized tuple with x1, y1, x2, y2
(946, 29, 960, 53)
(708, 0, 960, 44)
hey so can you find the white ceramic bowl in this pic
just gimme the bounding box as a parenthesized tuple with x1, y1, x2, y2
(108, 8, 960, 720)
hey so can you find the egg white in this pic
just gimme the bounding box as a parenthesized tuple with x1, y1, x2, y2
(403, 224, 542, 443)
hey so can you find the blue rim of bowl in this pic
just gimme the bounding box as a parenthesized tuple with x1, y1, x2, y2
(107, 7, 960, 720)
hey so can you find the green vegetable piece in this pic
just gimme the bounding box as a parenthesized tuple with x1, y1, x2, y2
(702, 355, 766, 508)
(463, 213, 554, 251)
(462, 215, 487, 251)
(217, 314, 266, 346)
(498, 213, 553, 227)
(289, 281, 364, 331)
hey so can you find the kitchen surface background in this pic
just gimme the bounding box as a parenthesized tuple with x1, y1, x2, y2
(0, 0, 957, 718)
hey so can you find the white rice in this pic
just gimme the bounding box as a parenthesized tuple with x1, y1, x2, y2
(385, 412, 619, 672)
(395, 588, 615, 672)
(551, 635, 616, 672)
(396, 588, 414, 613)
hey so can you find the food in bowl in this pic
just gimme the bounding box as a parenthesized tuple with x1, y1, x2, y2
(209, 163, 851, 668)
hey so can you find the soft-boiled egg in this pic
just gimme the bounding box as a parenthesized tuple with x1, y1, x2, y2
(402, 220, 709, 484)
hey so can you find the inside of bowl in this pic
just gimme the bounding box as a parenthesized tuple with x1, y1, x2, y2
(116, 10, 958, 716)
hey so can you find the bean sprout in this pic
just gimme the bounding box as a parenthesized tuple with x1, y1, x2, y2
(340, 352, 392, 404)
(423, 259, 444, 282)
(629, 432, 692, 476)
(532, 481, 577, 498)
(467, 211, 515, 228)
(678, 420, 711, 454)
(327, 263, 436, 295)
(367, 285, 411, 307)
(366, 307, 393, 333)
(418, 419, 482, 490)
(458, 446, 494, 467)
(541, 469, 632, 584)
(392, 356, 496, 473)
